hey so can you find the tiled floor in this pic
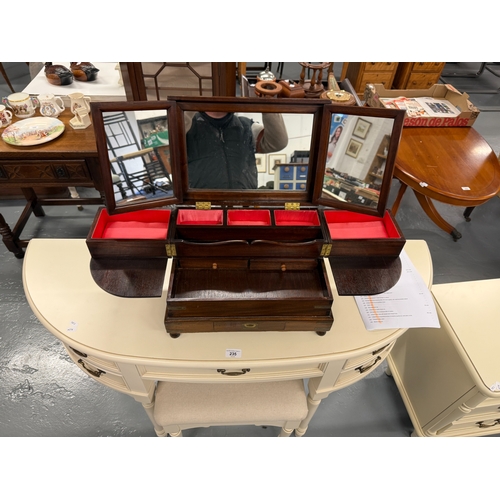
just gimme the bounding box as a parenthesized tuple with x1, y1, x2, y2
(1, 62, 500, 437)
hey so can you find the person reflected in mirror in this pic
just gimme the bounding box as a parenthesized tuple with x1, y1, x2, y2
(185, 111, 288, 189)
(327, 125, 343, 161)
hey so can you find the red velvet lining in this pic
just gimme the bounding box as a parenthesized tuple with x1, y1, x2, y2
(274, 210, 320, 226)
(176, 209, 223, 225)
(92, 209, 170, 240)
(227, 210, 271, 226)
(324, 210, 400, 239)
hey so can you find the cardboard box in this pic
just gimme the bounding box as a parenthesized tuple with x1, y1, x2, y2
(364, 83, 480, 127)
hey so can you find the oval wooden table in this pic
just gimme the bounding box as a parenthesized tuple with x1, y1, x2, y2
(391, 127, 500, 240)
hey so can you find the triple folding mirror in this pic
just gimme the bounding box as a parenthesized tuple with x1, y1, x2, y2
(90, 97, 405, 217)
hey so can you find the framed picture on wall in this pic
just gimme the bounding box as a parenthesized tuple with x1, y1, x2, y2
(346, 139, 362, 158)
(268, 154, 287, 174)
(255, 154, 267, 173)
(353, 118, 371, 139)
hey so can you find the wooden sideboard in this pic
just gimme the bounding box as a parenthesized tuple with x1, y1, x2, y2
(0, 110, 103, 257)
(23, 238, 433, 436)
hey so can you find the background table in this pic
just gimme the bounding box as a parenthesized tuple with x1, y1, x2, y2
(0, 110, 103, 257)
(391, 127, 500, 240)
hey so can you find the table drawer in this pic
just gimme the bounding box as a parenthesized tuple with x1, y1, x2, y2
(65, 344, 120, 373)
(65, 346, 128, 391)
(140, 362, 326, 383)
(0, 160, 92, 182)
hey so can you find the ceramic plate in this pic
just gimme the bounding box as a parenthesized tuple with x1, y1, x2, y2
(1, 117, 65, 146)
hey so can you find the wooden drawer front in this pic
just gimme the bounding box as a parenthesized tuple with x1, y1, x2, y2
(165, 317, 333, 334)
(249, 259, 319, 271)
(333, 343, 393, 389)
(359, 72, 395, 91)
(366, 62, 398, 72)
(65, 344, 120, 373)
(178, 258, 248, 269)
(461, 401, 500, 419)
(65, 346, 128, 391)
(405, 72, 442, 89)
(0, 160, 91, 182)
(141, 362, 325, 383)
(342, 343, 392, 371)
(411, 62, 445, 72)
(438, 413, 500, 436)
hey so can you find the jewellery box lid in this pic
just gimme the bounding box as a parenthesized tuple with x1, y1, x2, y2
(90, 96, 405, 217)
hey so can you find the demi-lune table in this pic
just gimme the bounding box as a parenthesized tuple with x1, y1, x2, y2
(23, 238, 432, 436)
(391, 127, 500, 240)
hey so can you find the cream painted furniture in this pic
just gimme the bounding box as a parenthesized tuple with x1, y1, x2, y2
(153, 379, 308, 437)
(387, 278, 500, 437)
(23, 238, 432, 437)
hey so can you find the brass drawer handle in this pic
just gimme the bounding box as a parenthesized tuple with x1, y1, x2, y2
(78, 359, 105, 378)
(356, 356, 381, 374)
(70, 346, 87, 358)
(244, 323, 257, 329)
(476, 419, 500, 429)
(372, 345, 388, 356)
(217, 369, 250, 376)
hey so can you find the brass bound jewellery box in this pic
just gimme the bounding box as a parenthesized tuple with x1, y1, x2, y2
(88, 96, 405, 338)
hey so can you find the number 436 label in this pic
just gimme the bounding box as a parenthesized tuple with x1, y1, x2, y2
(225, 349, 242, 358)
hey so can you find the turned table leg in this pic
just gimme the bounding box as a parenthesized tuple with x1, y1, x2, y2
(0, 213, 25, 258)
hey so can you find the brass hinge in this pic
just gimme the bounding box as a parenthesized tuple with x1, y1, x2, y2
(196, 201, 211, 210)
(285, 202, 300, 210)
(320, 244, 332, 257)
(165, 244, 177, 257)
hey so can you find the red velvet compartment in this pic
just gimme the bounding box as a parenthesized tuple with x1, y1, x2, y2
(176, 209, 223, 225)
(92, 209, 170, 239)
(324, 210, 400, 240)
(227, 210, 271, 226)
(274, 210, 320, 226)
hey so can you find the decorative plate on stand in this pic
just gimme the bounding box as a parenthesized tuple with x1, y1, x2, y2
(1, 117, 65, 146)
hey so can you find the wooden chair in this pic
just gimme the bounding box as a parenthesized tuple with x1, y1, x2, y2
(151, 379, 309, 437)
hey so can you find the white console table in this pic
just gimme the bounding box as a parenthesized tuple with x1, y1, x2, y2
(22, 239, 432, 436)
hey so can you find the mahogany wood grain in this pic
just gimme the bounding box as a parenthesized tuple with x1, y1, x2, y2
(0, 109, 104, 257)
(392, 127, 500, 240)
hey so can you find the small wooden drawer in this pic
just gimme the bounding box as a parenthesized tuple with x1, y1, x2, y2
(405, 72, 442, 89)
(359, 72, 395, 90)
(178, 258, 248, 269)
(140, 362, 325, 383)
(365, 62, 398, 72)
(0, 160, 91, 182)
(342, 343, 392, 371)
(410, 62, 445, 72)
(65, 344, 120, 373)
(249, 259, 319, 271)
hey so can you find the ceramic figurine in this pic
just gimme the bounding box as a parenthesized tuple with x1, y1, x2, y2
(70, 62, 100, 82)
(44, 63, 74, 86)
(68, 92, 91, 129)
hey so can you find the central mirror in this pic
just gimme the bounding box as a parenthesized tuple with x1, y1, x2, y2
(90, 98, 404, 217)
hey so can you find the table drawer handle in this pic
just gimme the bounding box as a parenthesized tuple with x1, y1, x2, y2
(217, 369, 250, 376)
(78, 359, 106, 378)
(372, 345, 388, 356)
(476, 419, 500, 429)
(244, 323, 257, 329)
(356, 356, 381, 374)
(70, 346, 87, 358)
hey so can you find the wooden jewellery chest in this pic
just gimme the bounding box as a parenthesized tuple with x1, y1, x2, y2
(87, 96, 405, 338)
